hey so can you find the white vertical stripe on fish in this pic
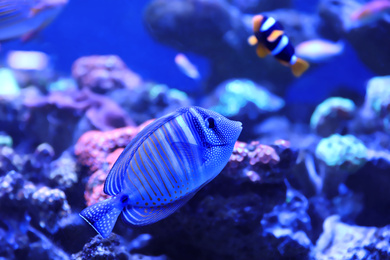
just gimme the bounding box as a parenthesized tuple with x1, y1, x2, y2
(260, 17, 275, 32)
(271, 35, 289, 55)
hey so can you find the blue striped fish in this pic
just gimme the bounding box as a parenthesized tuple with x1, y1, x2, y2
(80, 106, 242, 238)
(248, 14, 310, 77)
(0, 0, 67, 42)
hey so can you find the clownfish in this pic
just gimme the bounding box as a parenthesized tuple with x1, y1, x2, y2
(248, 15, 309, 77)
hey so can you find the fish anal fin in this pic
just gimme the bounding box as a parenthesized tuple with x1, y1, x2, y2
(256, 43, 270, 58)
(267, 30, 284, 42)
(121, 193, 195, 226)
(291, 58, 310, 77)
(253, 15, 264, 32)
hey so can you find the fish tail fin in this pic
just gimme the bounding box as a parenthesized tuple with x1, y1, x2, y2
(291, 58, 310, 77)
(79, 194, 125, 238)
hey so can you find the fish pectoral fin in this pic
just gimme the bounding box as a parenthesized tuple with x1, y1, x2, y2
(256, 43, 270, 58)
(247, 35, 258, 46)
(79, 195, 124, 238)
(171, 142, 207, 166)
(291, 58, 310, 77)
(267, 30, 284, 42)
(121, 193, 195, 226)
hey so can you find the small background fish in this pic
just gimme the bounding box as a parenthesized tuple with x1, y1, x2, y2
(174, 53, 201, 80)
(350, 0, 390, 26)
(248, 14, 310, 77)
(295, 39, 344, 63)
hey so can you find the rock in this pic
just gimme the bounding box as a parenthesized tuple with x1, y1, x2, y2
(72, 234, 167, 260)
(313, 215, 390, 259)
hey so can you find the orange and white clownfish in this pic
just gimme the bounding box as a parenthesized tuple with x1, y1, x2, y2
(248, 15, 310, 77)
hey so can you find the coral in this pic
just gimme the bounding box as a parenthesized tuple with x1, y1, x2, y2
(0, 146, 21, 175)
(72, 55, 142, 93)
(0, 68, 20, 97)
(49, 151, 78, 190)
(315, 134, 367, 171)
(313, 215, 390, 260)
(315, 134, 367, 198)
(22, 143, 56, 183)
(75, 120, 152, 173)
(365, 76, 390, 116)
(110, 83, 190, 125)
(84, 170, 109, 207)
(310, 97, 356, 136)
(209, 79, 285, 117)
(0, 171, 36, 213)
(0, 133, 12, 147)
(226, 141, 288, 184)
(24, 88, 134, 132)
(30, 186, 71, 233)
(205, 79, 284, 139)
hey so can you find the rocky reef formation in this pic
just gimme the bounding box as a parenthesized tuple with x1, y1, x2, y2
(1, 42, 390, 260)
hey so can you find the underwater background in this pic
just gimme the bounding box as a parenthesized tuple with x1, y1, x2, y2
(1, 0, 390, 259)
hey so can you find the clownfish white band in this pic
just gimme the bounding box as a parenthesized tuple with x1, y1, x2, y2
(260, 17, 276, 32)
(271, 35, 289, 55)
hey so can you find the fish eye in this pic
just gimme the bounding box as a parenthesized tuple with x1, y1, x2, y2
(205, 117, 216, 129)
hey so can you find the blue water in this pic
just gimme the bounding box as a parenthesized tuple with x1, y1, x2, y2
(1, 0, 209, 93)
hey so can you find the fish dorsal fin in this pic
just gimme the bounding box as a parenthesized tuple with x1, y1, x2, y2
(104, 108, 187, 196)
(267, 30, 284, 42)
(171, 142, 207, 169)
(256, 43, 270, 58)
(252, 14, 264, 32)
(121, 192, 195, 226)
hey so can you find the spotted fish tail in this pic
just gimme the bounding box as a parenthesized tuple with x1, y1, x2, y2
(79, 194, 126, 238)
